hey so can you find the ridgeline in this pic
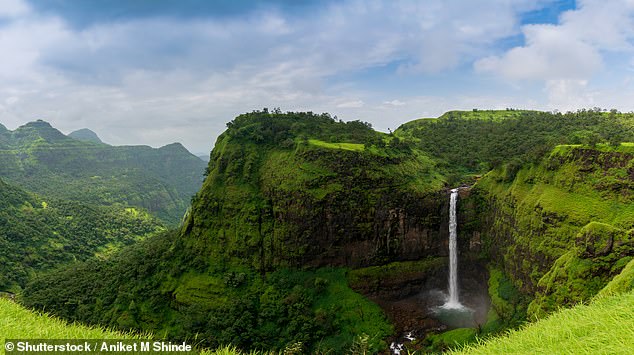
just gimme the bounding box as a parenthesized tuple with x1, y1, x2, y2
(0, 120, 206, 224)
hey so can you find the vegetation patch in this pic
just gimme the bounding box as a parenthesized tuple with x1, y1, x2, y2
(454, 290, 634, 355)
(347, 258, 446, 291)
(595, 257, 634, 299)
(307, 139, 365, 151)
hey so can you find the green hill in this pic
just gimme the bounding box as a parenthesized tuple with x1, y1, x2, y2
(184, 110, 444, 270)
(68, 128, 104, 144)
(0, 120, 206, 224)
(0, 177, 165, 293)
(396, 109, 634, 181)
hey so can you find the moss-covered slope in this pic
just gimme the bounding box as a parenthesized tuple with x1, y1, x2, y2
(473, 144, 634, 319)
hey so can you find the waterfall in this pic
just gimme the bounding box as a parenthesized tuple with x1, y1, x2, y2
(443, 188, 463, 309)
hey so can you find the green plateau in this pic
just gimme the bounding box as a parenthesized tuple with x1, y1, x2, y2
(8, 108, 634, 353)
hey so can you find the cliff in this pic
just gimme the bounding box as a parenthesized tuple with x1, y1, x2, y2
(182, 110, 449, 270)
(471, 144, 634, 319)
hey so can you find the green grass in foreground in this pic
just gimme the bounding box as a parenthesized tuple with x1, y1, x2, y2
(0, 298, 257, 355)
(454, 290, 634, 354)
(4, 288, 634, 354)
(0, 298, 143, 342)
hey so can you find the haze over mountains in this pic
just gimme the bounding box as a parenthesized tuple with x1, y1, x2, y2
(0, 119, 206, 225)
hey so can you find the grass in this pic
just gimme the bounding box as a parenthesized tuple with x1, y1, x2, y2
(0, 298, 145, 342)
(552, 143, 634, 155)
(453, 290, 634, 354)
(307, 139, 365, 151)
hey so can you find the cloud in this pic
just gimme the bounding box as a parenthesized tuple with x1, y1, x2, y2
(384, 99, 406, 106)
(544, 79, 594, 111)
(0, 0, 580, 152)
(475, 0, 634, 81)
(0, 0, 29, 18)
(336, 100, 365, 108)
(475, 24, 603, 80)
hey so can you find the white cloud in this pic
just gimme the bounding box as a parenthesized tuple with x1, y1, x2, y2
(384, 99, 406, 106)
(0, 0, 600, 153)
(336, 100, 365, 108)
(475, 24, 603, 80)
(476, 0, 634, 81)
(474, 0, 634, 111)
(544, 79, 594, 111)
(0, 0, 29, 18)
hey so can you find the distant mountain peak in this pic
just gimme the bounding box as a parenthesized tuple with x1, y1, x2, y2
(159, 142, 190, 154)
(158, 142, 204, 161)
(24, 119, 53, 128)
(15, 120, 69, 143)
(160, 142, 186, 149)
(68, 128, 103, 144)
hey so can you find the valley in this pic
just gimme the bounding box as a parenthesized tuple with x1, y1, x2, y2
(3, 109, 634, 354)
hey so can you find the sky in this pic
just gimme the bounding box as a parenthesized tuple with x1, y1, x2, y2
(1, 0, 634, 154)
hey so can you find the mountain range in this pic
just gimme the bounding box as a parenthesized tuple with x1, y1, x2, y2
(0, 120, 206, 224)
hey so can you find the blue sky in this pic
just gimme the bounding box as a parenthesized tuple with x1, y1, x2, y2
(0, 0, 632, 154)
